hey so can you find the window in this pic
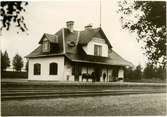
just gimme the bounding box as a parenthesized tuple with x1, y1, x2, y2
(34, 63, 41, 75)
(94, 45, 102, 56)
(49, 62, 58, 75)
(43, 41, 50, 52)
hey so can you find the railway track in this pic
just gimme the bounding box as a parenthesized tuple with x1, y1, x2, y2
(2, 81, 166, 100)
(2, 89, 165, 100)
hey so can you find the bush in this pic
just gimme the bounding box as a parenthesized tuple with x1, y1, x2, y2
(1, 71, 28, 78)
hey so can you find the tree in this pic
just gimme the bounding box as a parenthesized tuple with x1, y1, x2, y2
(12, 54, 23, 72)
(155, 66, 166, 80)
(25, 61, 28, 72)
(143, 63, 156, 79)
(133, 65, 142, 80)
(124, 67, 133, 81)
(0, 1, 28, 32)
(1, 50, 10, 71)
(118, 1, 166, 67)
(125, 65, 143, 81)
(143, 63, 166, 80)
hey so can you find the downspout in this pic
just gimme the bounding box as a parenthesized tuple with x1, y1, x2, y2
(62, 28, 66, 80)
(76, 31, 80, 45)
(62, 28, 66, 54)
(107, 66, 108, 82)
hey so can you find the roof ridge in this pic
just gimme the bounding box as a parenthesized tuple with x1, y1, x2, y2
(44, 33, 52, 35)
(44, 33, 56, 36)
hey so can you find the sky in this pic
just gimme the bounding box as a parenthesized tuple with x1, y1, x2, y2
(1, 0, 147, 68)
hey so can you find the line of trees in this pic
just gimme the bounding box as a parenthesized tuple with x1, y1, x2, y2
(125, 64, 166, 81)
(1, 51, 28, 72)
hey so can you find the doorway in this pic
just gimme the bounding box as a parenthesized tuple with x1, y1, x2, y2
(95, 66, 102, 82)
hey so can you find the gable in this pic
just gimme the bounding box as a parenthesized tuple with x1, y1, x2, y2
(78, 28, 112, 48)
(82, 37, 108, 57)
(43, 37, 48, 41)
(39, 33, 58, 44)
(91, 37, 106, 44)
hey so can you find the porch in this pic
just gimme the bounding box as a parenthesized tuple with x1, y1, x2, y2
(72, 63, 124, 82)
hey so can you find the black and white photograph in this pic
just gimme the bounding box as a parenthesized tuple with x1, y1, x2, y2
(1, 0, 166, 116)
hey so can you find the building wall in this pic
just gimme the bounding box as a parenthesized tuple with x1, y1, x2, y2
(64, 61, 74, 81)
(81, 66, 87, 74)
(118, 68, 124, 78)
(28, 56, 65, 81)
(100, 68, 113, 82)
(82, 37, 108, 57)
(28, 56, 124, 81)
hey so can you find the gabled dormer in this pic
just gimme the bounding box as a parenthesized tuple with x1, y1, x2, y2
(82, 37, 109, 57)
(39, 33, 59, 53)
(78, 26, 112, 57)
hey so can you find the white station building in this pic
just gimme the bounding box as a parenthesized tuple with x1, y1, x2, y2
(26, 21, 133, 82)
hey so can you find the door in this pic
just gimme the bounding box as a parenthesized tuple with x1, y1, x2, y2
(95, 66, 102, 82)
(73, 63, 81, 81)
(112, 68, 118, 81)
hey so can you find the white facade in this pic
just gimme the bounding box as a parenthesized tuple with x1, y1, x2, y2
(28, 56, 125, 81)
(28, 56, 65, 81)
(82, 37, 108, 57)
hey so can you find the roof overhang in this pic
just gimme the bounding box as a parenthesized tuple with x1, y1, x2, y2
(25, 53, 64, 59)
(65, 53, 132, 67)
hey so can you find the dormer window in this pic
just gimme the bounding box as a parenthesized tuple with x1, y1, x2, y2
(43, 41, 50, 52)
(94, 44, 102, 56)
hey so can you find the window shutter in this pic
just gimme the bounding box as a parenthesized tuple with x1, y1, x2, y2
(94, 45, 98, 56)
(99, 46, 102, 56)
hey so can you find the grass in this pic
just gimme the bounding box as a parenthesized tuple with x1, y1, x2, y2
(2, 93, 166, 116)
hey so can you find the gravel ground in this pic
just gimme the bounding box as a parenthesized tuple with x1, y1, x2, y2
(2, 93, 166, 116)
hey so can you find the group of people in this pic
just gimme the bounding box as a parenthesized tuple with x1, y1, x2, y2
(82, 72, 107, 82)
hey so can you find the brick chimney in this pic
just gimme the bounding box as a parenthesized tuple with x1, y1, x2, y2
(66, 21, 74, 32)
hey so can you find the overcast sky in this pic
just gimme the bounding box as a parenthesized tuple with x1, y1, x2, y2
(1, 0, 147, 67)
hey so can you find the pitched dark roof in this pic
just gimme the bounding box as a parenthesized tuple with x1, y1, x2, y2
(63, 27, 112, 54)
(26, 27, 133, 67)
(78, 29, 97, 45)
(26, 29, 64, 58)
(25, 45, 64, 58)
(26, 45, 42, 58)
(108, 50, 133, 66)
